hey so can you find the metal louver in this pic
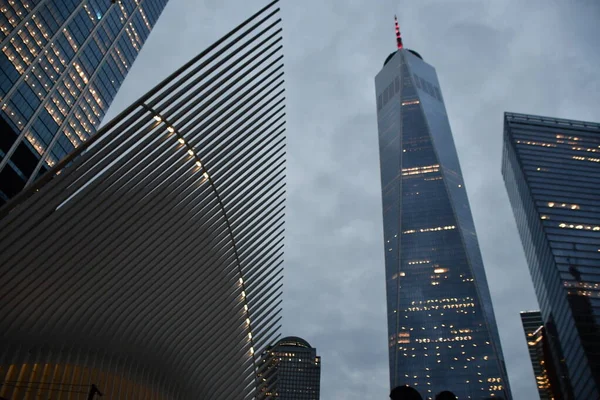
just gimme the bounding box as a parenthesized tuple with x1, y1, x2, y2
(0, 1, 285, 399)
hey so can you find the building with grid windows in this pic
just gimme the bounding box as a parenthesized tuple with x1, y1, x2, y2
(257, 337, 321, 399)
(374, 24, 511, 400)
(0, 2, 286, 399)
(0, 0, 169, 204)
(502, 112, 600, 400)
(520, 311, 561, 400)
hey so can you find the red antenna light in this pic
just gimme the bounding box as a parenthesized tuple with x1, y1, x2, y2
(394, 15, 403, 49)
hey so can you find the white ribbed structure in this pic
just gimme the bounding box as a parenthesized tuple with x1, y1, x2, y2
(0, 2, 285, 399)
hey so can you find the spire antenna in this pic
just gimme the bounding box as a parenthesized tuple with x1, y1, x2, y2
(394, 15, 403, 49)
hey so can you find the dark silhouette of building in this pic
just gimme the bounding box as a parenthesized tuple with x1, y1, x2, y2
(520, 311, 562, 399)
(258, 336, 321, 399)
(374, 19, 511, 400)
(0, 0, 170, 204)
(0, 2, 286, 399)
(502, 112, 600, 399)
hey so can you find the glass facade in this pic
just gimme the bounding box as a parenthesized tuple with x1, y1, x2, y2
(502, 112, 600, 400)
(258, 336, 321, 400)
(0, 0, 169, 204)
(520, 310, 561, 400)
(375, 49, 511, 400)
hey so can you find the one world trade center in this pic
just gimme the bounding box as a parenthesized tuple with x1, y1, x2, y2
(374, 18, 512, 400)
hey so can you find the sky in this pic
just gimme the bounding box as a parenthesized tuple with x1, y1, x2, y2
(105, 1, 600, 399)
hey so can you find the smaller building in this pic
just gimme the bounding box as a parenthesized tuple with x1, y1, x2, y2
(257, 336, 321, 399)
(520, 311, 561, 400)
(503, 112, 600, 399)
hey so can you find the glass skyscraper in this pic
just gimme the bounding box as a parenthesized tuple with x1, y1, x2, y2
(374, 42, 511, 399)
(502, 112, 600, 400)
(257, 336, 321, 400)
(520, 310, 561, 400)
(0, 0, 169, 204)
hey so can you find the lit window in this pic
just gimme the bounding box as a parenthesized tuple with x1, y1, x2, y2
(402, 100, 420, 106)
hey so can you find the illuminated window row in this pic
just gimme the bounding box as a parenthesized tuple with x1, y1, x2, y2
(138, 7, 152, 31)
(451, 328, 472, 334)
(2, 43, 26, 73)
(572, 155, 600, 163)
(30, 65, 54, 90)
(571, 146, 599, 153)
(408, 260, 430, 265)
(51, 94, 69, 116)
(556, 139, 584, 146)
(32, 14, 51, 41)
(9, 33, 36, 65)
(82, 4, 97, 23)
(402, 100, 420, 106)
(547, 201, 580, 209)
(74, 111, 94, 134)
(1, 2, 27, 28)
(24, 130, 46, 155)
(112, 48, 129, 74)
(49, 42, 68, 68)
(556, 134, 586, 142)
(63, 126, 82, 147)
(67, 117, 88, 142)
(413, 336, 473, 344)
(2, 102, 25, 128)
(19, 26, 42, 58)
(567, 290, 600, 298)
(563, 281, 600, 290)
(406, 302, 475, 312)
(73, 62, 89, 84)
(403, 164, 439, 171)
(45, 102, 63, 125)
(63, 28, 79, 52)
(125, 25, 141, 51)
(403, 225, 455, 234)
(515, 140, 556, 148)
(558, 222, 600, 231)
(412, 297, 472, 305)
(118, 1, 129, 21)
(402, 164, 440, 176)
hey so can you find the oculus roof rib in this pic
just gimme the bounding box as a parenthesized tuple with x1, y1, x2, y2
(0, 1, 285, 399)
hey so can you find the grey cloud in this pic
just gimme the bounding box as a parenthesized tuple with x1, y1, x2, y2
(105, 0, 600, 399)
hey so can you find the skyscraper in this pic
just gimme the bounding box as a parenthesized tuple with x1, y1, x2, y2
(0, 1, 286, 398)
(502, 112, 600, 400)
(0, 0, 169, 204)
(520, 311, 561, 400)
(374, 20, 511, 400)
(258, 336, 321, 400)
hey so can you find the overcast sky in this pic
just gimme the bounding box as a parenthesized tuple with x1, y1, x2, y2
(105, 1, 600, 399)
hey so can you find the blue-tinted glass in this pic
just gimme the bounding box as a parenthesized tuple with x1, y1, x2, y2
(0, 0, 170, 203)
(375, 50, 512, 400)
(502, 113, 600, 399)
